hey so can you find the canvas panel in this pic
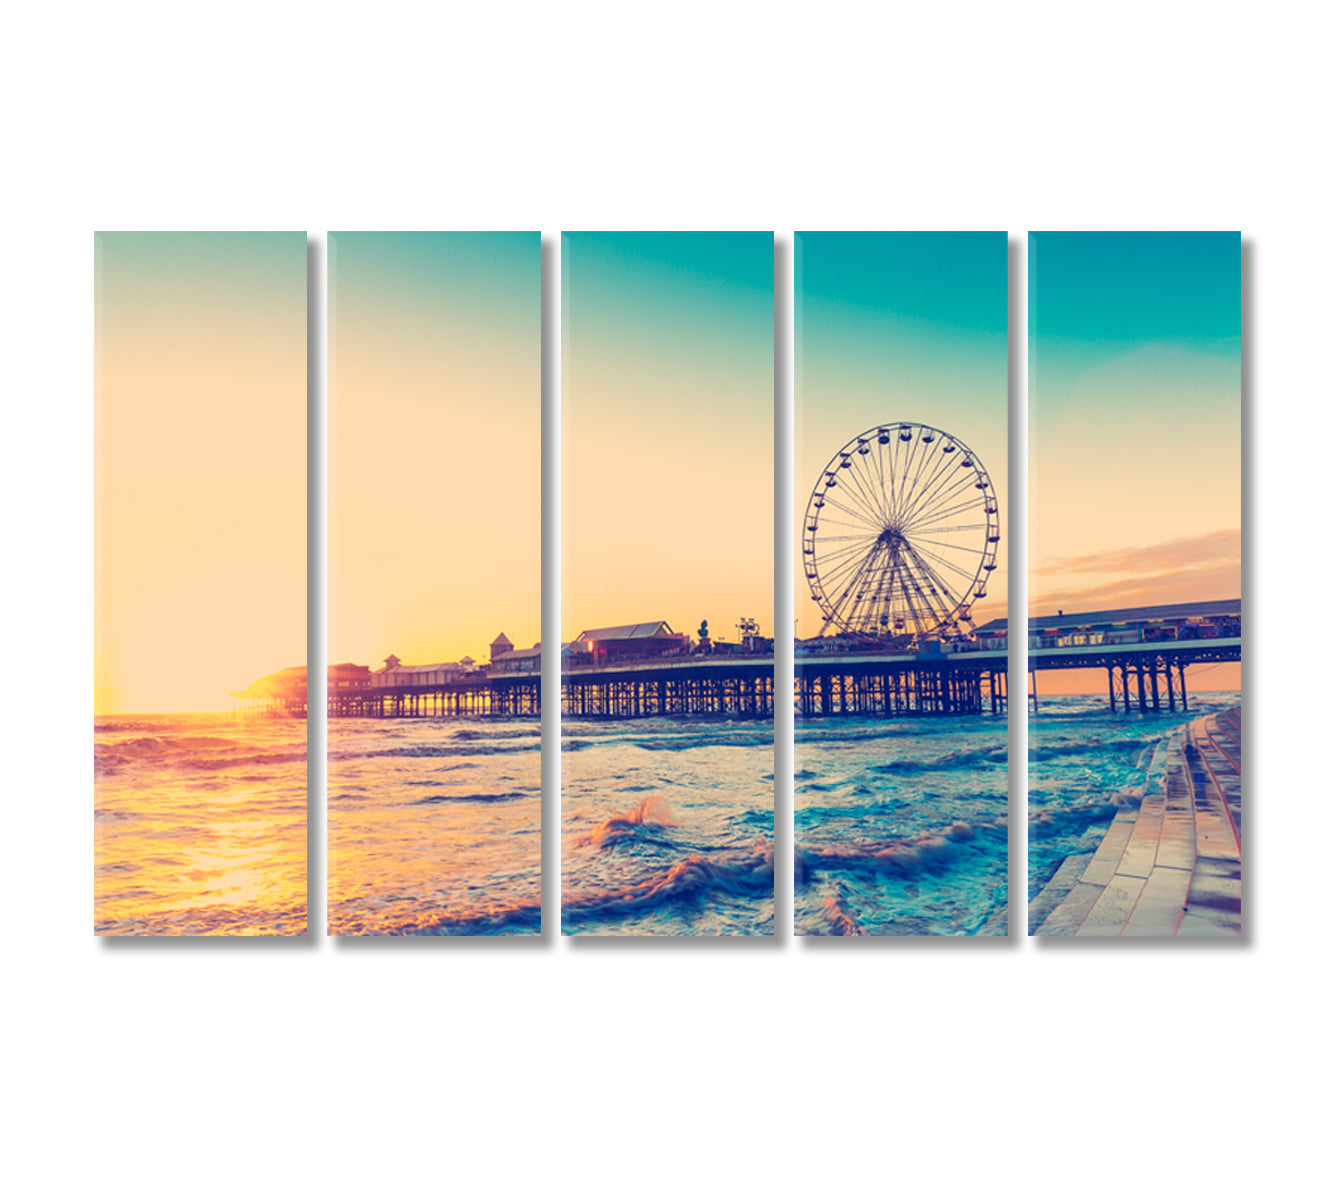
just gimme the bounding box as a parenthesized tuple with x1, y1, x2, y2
(327, 232, 541, 936)
(794, 231, 1010, 936)
(1026, 232, 1242, 937)
(560, 231, 775, 936)
(94, 231, 308, 936)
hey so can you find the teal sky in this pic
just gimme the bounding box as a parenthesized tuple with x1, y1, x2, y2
(796, 231, 1009, 632)
(96, 232, 305, 327)
(331, 231, 537, 348)
(562, 231, 774, 636)
(562, 231, 773, 432)
(1030, 231, 1239, 344)
(1028, 231, 1241, 619)
(1029, 231, 1240, 421)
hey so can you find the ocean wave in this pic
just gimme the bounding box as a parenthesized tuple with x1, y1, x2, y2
(95, 902, 308, 937)
(406, 791, 530, 806)
(814, 887, 866, 936)
(626, 732, 775, 753)
(332, 741, 537, 763)
(796, 820, 996, 884)
(1027, 788, 1141, 840)
(451, 726, 538, 742)
(797, 799, 909, 823)
(332, 897, 543, 937)
(1027, 736, 1160, 764)
(575, 795, 676, 849)
(869, 745, 1007, 775)
(96, 742, 308, 774)
(563, 839, 774, 920)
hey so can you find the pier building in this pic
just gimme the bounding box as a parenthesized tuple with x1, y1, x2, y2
(977, 598, 1241, 714)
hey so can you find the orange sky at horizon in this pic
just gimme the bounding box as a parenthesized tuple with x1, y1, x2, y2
(95, 233, 306, 715)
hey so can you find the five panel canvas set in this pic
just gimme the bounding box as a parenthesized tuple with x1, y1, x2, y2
(93, 231, 1242, 939)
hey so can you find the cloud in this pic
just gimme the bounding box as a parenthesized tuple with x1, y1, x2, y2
(1030, 561, 1242, 616)
(1036, 528, 1240, 577)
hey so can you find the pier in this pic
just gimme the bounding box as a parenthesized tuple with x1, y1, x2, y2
(233, 601, 1239, 722)
(562, 656, 774, 719)
(983, 598, 1241, 715)
(795, 649, 1007, 717)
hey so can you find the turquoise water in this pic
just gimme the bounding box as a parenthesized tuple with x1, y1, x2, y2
(796, 712, 1009, 936)
(561, 718, 775, 936)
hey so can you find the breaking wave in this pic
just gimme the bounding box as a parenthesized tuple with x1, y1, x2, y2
(563, 839, 774, 920)
(796, 819, 996, 884)
(576, 795, 677, 849)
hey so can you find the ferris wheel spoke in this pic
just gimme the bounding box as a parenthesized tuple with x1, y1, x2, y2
(822, 547, 885, 633)
(904, 473, 978, 524)
(811, 532, 887, 544)
(815, 548, 879, 595)
(814, 549, 885, 588)
(854, 450, 896, 527)
(889, 432, 928, 524)
(909, 540, 981, 584)
(905, 498, 985, 532)
(905, 540, 972, 608)
(818, 552, 885, 601)
(899, 440, 939, 520)
(907, 468, 974, 528)
(840, 464, 890, 529)
(910, 528, 986, 552)
(817, 491, 888, 529)
(897, 559, 946, 633)
(911, 522, 986, 539)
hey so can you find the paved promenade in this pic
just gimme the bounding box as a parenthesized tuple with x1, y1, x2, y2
(1031, 707, 1242, 936)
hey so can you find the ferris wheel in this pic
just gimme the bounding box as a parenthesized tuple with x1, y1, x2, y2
(802, 422, 999, 640)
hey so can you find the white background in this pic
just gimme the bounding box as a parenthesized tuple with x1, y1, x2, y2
(4, 4, 1329, 1197)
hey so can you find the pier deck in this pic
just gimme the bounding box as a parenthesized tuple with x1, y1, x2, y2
(1032, 707, 1242, 936)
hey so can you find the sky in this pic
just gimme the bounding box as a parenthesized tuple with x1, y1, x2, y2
(796, 231, 1009, 639)
(95, 232, 306, 714)
(562, 232, 773, 642)
(329, 232, 539, 667)
(1029, 232, 1241, 691)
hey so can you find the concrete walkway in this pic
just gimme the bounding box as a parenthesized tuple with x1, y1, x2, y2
(1032, 707, 1242, 936)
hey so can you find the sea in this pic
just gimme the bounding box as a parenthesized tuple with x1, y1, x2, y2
(328, 717, 541, 935)
(796, 710, 1009, 936)
(94, 713, 308, 936)
(561, 717, 775, 936)
(795, 687, 1242, 936)
(95, 691, 1241, 938)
